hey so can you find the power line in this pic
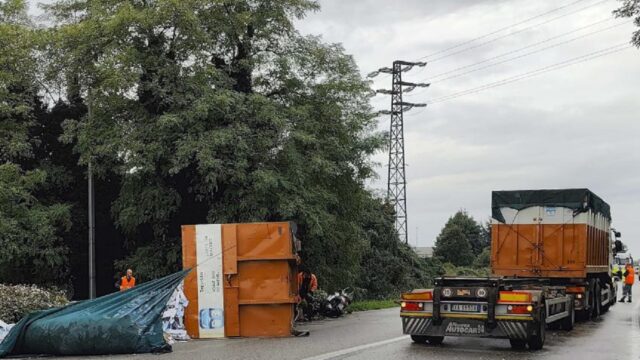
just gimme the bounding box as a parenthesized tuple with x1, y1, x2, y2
(423, 0, 610, 63)
(430, 20, 631, 84)
(365, 0, 595, 81)
(405, 17, 627, 98)
(427, 43, 632, 104)
(416, 0, 592, 61)
(428, 17, 617, 80)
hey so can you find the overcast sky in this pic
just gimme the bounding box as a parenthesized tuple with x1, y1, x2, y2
(295, 0, 640, 252)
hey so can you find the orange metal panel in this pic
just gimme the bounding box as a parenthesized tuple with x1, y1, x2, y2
(492, 224, 589, 278)
(222, 224, 238, 275)
(224, 287, 240, 337)
(236, 222, 294, 260)
(237, 261, 295, 304)
(181, 225, 199, 339)
(238, 304, 293, 337)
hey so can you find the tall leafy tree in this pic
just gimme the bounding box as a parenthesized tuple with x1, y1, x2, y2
(0, 0, 75, 287)
(46, 0, 388, 290)
(434, 225, 474, 266)
(0, 0, 38, 162)
(0, 164, 71, 284)
(441, 210, 487, 255)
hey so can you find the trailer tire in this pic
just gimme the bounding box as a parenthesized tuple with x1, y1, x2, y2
(509, 339, 527, 350)
(426, 336, 444, 345)
(591, 281, 601, 320)
(528, 307, 546, 350)
(410, 335, 427, 343)
(561, 301, 575, 331)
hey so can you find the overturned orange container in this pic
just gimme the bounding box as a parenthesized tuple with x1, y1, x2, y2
(182, 222, 298, 338)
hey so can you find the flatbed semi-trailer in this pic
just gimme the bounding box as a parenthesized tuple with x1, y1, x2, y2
(400, 189, 620, 350)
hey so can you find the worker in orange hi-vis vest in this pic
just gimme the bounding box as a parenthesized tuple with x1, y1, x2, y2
(116, 269, 136, 291)
(619, 263, 634, 303)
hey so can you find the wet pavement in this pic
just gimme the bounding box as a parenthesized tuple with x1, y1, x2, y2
(40, 284, 640, 360)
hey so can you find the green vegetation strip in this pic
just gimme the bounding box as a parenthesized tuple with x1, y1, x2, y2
(349, 300, 399, 312)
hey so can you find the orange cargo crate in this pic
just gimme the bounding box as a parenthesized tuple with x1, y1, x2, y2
(491, 189, 611, 279)
(182, 222, 298, 338)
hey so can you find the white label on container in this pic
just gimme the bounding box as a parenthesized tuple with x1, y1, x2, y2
(545, 207, 557, 216)
(195, 224, 225, 338)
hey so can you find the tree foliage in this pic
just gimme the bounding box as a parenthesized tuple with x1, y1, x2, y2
(0, 1, 77, 287)
(356, 198, 441, 298)
(440, 210, 488, 255)
(433, 225, 474, 266)
(0, 164, 71, 285)
(614, 0, 640, 48)
(433, 211, 491, 268)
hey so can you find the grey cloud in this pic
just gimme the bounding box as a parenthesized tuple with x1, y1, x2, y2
(310, 0, 639, 251)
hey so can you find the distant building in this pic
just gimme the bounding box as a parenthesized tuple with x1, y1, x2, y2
(413, 246, 434, 258)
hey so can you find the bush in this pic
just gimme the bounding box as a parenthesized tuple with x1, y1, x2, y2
(0, 284, 69, 323)
(442, 263, 490, 277)
(473, 248, 491, 268)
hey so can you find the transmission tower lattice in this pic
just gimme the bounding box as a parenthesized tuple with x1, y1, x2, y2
(369, 61, 428, 243)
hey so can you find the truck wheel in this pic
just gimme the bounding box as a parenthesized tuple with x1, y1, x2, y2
(410, 335, 427, 343)
(591, 281, 601, 320)
(509, 339, 527, 349)
(561, 302, 575, 331)
(528, 308, 546, 350)
(426, 336, 444, 345)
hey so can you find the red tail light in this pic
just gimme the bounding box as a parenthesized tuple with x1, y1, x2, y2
(400, 301, 424, 311)
(507, 304, 534, 314)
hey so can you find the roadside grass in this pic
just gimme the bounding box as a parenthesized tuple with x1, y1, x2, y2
(349, 299, 399, 312)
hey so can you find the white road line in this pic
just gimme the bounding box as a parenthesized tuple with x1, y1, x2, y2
(301, 336, 408, 360)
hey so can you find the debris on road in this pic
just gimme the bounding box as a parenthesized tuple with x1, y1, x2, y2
(0, 270, 189, 358)
(162, 281, 190, 343)
(0, 320, 14, 344)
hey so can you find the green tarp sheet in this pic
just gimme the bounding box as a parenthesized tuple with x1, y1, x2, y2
(0, 270, 189, 357)
(492, 188, 611, 223)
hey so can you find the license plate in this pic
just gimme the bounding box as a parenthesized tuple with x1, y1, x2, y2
(445, 321, 485, 335)
(451, 304, 480, 312)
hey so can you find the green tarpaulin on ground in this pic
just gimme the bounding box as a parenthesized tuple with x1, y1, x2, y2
(0, 270, 189, 357)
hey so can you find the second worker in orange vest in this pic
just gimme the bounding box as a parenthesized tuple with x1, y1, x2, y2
(117, 269, 136, 291)
(619, 263, 634, 303)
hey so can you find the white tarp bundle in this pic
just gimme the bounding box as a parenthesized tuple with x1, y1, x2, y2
(162, 281, 190, 344)
(0, 320, 14, 344)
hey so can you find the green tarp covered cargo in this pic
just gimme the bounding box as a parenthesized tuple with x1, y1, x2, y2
(492, 188, 611, 223)
(0, 270, 188, 357)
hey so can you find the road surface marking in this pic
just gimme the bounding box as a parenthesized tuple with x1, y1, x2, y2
(301, 336, 408, 360)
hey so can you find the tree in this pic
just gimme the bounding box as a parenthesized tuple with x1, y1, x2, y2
(45, 0, 388, 291)
(0, 1, 76, 287)
(0, 164, 71, 285)
(357, 196, 439, 298)
(473, 247, 491, 268)
(442, 210, 487, 255)
(0, 0, 39, 162)
(614, 0, 640, 48)
(433, 225, 474, 266)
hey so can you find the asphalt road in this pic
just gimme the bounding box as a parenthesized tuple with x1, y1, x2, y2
(79, 284, 640, 360)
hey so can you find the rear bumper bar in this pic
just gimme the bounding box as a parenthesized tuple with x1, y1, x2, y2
(402, 314, 533, 340)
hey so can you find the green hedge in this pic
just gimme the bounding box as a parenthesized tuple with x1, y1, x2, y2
(0, 284, 69, 323)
